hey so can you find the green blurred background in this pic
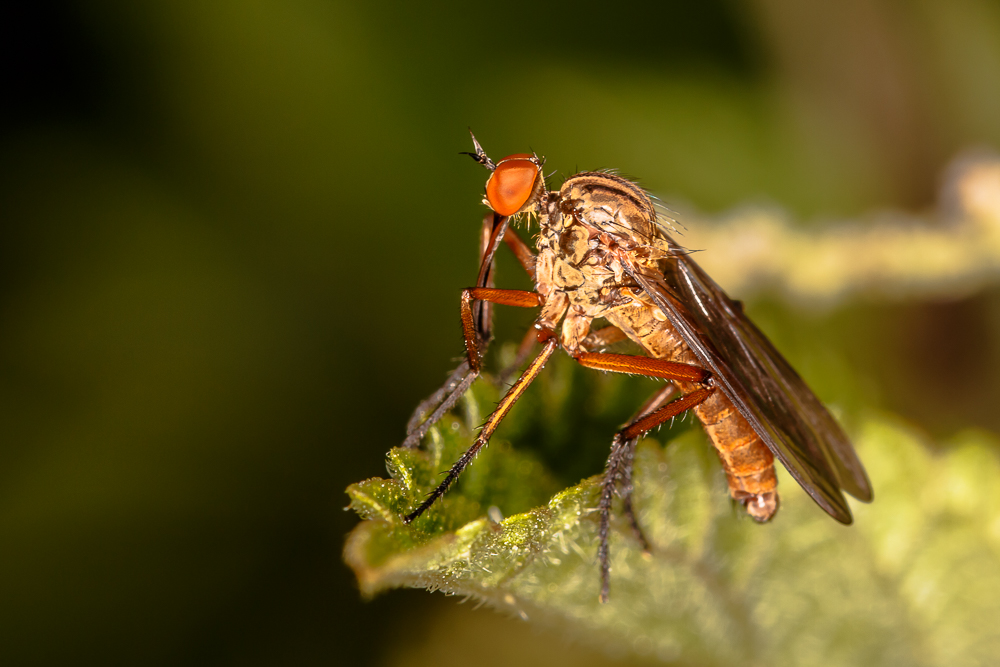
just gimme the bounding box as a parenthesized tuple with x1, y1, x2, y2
(2, 1, 1000, 664)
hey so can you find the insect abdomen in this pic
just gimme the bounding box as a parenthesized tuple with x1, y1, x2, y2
(693, 392, 778, 521)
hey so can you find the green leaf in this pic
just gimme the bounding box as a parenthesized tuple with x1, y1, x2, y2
(345, 378, 1000, 666)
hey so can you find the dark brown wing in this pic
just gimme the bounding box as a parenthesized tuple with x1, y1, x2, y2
(624, 252, 873, 524)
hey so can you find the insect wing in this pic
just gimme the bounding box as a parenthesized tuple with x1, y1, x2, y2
(626, 253, 872, 523)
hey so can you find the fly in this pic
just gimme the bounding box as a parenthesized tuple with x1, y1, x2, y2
(401, 133, 873, 602)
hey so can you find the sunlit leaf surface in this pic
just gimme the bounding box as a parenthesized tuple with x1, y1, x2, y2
(346, 382, 1000, 666)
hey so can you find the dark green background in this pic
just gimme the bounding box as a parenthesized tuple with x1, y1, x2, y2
(3, 1, 1000, 664)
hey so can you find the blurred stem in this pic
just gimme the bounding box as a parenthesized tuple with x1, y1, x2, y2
(684, 151, 1000, 305)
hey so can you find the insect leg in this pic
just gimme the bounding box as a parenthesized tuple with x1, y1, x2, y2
(404, 337, 559, 523)
(475, 215, 538, 336)
(617, 384, 678, 548)
(406, 215, 506, 446)
(406, 360, 472, 436)
(403, 362, 479, 448)
(489, 229, 543, 385)
(461, 288, 542, 368)
(407, 215, 540, 445)
(597, 433, 638, 604)
(632, 383, 681, 421)
(573, 351, 709, 383)
(404, 287, 542, 449)
(598, 386, 715, 603)
(568, 351, 716, 599)
(617, 438, 645, 546)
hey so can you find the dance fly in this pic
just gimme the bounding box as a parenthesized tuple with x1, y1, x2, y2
(401, 133, 873, 602)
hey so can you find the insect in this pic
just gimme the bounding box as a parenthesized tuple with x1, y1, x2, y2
(402, 133, 873, 602)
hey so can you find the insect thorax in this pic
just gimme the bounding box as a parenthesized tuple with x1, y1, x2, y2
(534, 172, 677, 352)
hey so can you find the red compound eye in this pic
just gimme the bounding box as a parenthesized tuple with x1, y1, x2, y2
(485, 154, 540, 216)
